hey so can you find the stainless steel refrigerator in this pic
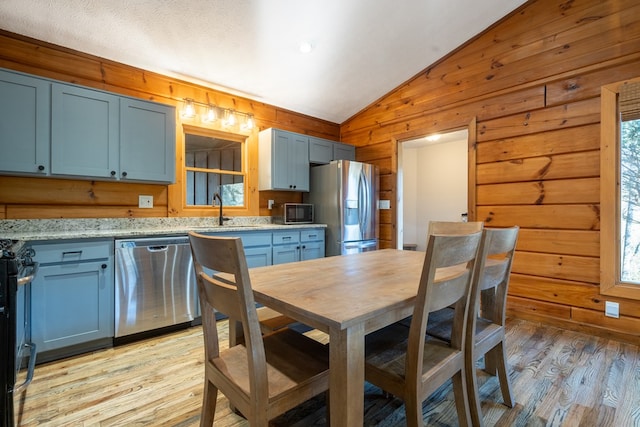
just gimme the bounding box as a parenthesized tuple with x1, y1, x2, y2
(305, 160, 379, 256)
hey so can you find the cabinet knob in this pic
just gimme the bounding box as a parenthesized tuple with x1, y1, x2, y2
(110, 170, 116, 176)
(38, 165, 45, 171)
(121, 171, 127, 177)
(101, 264, 107, 269)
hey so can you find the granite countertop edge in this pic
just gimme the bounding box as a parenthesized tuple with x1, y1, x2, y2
(0, 217, 326, 242)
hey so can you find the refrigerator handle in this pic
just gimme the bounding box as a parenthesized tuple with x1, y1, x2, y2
(358, 169, 370, 237)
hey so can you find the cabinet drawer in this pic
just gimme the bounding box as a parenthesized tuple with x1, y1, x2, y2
(272, 231, 300, 245)
(301, 229, 324, 242)
(33, 240, 113, 264)
(214, 231, 272, 248)
(240, 232, 272, 247)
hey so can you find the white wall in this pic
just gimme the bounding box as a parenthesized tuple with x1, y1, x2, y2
(402, 136, 468, 251)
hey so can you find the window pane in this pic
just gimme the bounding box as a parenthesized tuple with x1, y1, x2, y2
(620, 118, 640, 283)
(184, 131, 244, 207)
(186, 172, 244, 207)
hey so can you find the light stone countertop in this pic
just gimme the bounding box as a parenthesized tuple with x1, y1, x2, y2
(0, 217, 326, 242)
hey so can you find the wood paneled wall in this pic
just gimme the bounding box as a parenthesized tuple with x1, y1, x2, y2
(0, 30, 335, 219)
(340, 0, 640, 343)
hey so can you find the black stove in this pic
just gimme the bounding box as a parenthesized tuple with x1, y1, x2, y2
(1, 238, 37, 427)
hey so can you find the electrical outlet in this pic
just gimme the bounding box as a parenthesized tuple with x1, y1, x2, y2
(605, 301, 619, 318)
(138, 195, 153, 209)
(268, 199, 275, 209)
(379, 200, 391, 209)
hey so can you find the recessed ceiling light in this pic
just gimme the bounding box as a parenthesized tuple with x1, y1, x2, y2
(299, 41, 314, 54)
(426, 134, 441, 142)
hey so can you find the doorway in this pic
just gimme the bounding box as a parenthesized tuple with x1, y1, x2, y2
(397, 129, 469, 251)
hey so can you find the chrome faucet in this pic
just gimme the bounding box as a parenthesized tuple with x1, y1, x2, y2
(213, 192, 230, 226)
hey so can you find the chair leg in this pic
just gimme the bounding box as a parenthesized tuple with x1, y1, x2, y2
(493, 342, 514, 407)
(453, 370, 472, 427)
(464, 358, 484, 427)
(403, 394, 424, 427)
(200, 380, 217, 427)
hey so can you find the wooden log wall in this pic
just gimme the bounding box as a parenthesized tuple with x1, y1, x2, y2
(340, 0, 640, 344)
(0, 30, 335, 219)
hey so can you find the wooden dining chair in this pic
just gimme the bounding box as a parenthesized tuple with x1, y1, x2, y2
(427, 226, 519, 427)
(364, 231, 483, 427)
(188, 231, 330, 427)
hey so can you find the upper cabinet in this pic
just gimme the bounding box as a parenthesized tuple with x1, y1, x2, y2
(259, 128, 309, 191)
(119, 98, 175, 183)
(0, 68, 176, 184)
(0, 71, 50, 175)
(51, 83, 120, 179)
(309, 136, 355, 164)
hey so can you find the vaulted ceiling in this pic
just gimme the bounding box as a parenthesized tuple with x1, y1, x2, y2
(0, 0, 527, 123)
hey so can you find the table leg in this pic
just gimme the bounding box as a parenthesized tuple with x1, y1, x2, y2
(329, 323, 365, 426)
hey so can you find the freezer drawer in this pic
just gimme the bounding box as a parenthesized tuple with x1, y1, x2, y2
(115, 237, 197, 338)
(340, 239, 378, 255)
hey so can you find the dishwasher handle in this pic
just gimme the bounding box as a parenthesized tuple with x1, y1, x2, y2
(147, 245, 169, 252)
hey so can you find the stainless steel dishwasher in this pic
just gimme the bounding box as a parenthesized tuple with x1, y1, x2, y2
(114, 236, 197, 338)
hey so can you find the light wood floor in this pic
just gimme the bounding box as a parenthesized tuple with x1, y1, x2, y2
(14, 318, 640, 426)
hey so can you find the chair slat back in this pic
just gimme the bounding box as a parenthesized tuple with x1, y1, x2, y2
(406, 231, 483, 378)
(472, 227, 519, 325)
(188, 232, 267, 392)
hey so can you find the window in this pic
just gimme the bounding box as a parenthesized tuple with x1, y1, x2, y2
(184, 128, 246, 207)
(600, 77, 640, 298)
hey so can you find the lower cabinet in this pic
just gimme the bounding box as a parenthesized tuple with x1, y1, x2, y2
(272, 228, 325, 265)
(31, 239, 114, 361)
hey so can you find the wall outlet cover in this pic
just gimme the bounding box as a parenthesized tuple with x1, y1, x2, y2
(605, 301, 619, 318)
(379, 200, 391, 210)
(139, 195, 153, 208)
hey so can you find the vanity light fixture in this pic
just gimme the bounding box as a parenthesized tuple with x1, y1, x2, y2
(181, 98, 254, 130)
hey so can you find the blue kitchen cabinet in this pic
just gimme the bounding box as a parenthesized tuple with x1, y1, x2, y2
(51, 83, 176, 183)
(0, 69, 50, 175)
(309, 136, 333, 164)
(259, 128, 309, 191)
(333, 142, 355, 161)
(212, 231, 273, 268)
(300, 228, 325, 261)
(272, 228, 325, 264)
(0, 67, 175, 183)
(31, 239, 114, 361)
(51, 83, 120, 179)
(120, 98, 176, 183)
(309, 136, 355, 164)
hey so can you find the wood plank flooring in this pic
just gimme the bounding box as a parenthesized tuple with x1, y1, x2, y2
(14, 318, 640, 426)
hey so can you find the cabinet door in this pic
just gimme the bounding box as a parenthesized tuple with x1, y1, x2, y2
(334, 143, 356, 161)
(245, 246, 272, 267)
(309, 136, 333, 164)
(273, 244, 300, 265)
(31, 259, 114, 353)
(120, 98, 176, 183)
(300, 240, 325, 261)
(290, 133, 310, 191)
(0, 70, 50, 174)
(51, 83, 119, 178)
(261, 129, 309, 191)
(271, 130, 292, 190)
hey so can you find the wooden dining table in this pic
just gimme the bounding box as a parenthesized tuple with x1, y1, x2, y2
(249, 248, 428, 427)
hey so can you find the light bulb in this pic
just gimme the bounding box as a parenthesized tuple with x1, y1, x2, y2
(203, 105, 217, 123)
(225, 110, 236, 126)
(182, 99, 196, 119)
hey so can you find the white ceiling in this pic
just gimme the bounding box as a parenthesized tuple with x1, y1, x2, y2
(0, 0, 527, 124)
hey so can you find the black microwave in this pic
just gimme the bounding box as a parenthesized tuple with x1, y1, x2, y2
(283, 203, 314, 224)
